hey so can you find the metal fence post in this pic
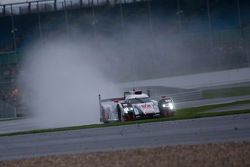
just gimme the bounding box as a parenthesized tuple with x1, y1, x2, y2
(91, 0, 97, 38)
(237, 0, 250, 67)
(176, 0, 182, 32)
(10, 4, 17, 53)
(63, 0, 70, 34)
(37, 1, 42, 40)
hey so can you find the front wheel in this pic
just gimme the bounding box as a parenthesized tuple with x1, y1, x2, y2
(160, 110, 170, 117)
(117, 105, 127, 122)
(117, 105, 123, 122)
(127, 112, 136, 121)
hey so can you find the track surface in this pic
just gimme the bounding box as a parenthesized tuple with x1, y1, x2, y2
(0, 114, 250, 161)
(1, 95, 250, 134)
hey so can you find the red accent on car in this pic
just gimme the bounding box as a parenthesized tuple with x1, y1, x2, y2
(113, 99, 120, 103)
(141, 104, 152, 109)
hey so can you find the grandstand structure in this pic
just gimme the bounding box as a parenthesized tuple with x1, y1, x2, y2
(0, 0, 250, 118)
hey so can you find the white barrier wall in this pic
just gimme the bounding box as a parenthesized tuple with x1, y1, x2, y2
(121, 68, 250, 89)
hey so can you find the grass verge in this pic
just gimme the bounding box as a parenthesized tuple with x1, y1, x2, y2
(0, 100, 250, 137)
(174, 99, 250, 119)
(202, 86, 250, 99)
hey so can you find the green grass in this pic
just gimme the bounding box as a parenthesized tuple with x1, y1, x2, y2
(202, 86, 250, 99)
(175, 99, 250, 118)
(0, 100, 250, 137)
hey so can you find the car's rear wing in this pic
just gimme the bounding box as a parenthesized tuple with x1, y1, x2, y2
(99, 96, 124, 103)
(98, 94, 125, 122)
(123, 90, 151, 98)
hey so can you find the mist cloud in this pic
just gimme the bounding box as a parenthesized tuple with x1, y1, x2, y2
(18, 36, 121, 128)
(15, 3, 229, 128)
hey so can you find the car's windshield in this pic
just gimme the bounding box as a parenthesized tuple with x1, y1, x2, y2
(127, 98, 151, 104)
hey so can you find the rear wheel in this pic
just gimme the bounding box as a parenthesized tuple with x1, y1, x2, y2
(117, 105, 128, 122)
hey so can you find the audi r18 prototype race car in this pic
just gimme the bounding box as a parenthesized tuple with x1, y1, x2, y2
(99, 90, 175, 123)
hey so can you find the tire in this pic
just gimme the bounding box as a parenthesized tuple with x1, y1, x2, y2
(117, 105, 126, 122)
(117, 105, 122, 121)
(160, 110, 169, 117)
(127, 112, 136, 121)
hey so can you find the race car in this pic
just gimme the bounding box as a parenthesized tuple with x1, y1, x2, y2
(99, 90, 175, 123)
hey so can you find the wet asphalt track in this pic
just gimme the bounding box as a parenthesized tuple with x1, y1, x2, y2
(0, 113, 250, 161)
(1, 95, 250, 135)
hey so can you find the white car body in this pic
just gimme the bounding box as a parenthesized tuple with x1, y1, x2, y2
(100, 90, 175, 123)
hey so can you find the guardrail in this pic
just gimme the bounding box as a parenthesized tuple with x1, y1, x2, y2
(150, 90, 203, 102)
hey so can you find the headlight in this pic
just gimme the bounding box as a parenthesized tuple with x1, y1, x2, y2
(168, 103, 174, 110)
(124, 107, 133, 113)
(124, 107, 129, 113)
(162, 104, 167, 108)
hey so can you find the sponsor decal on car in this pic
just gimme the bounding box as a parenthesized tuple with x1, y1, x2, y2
(137, 103, 155, 114)
(141, 104, 152, 109)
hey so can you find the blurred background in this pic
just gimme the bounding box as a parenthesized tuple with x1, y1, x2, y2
(0, 0, 249, 121)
